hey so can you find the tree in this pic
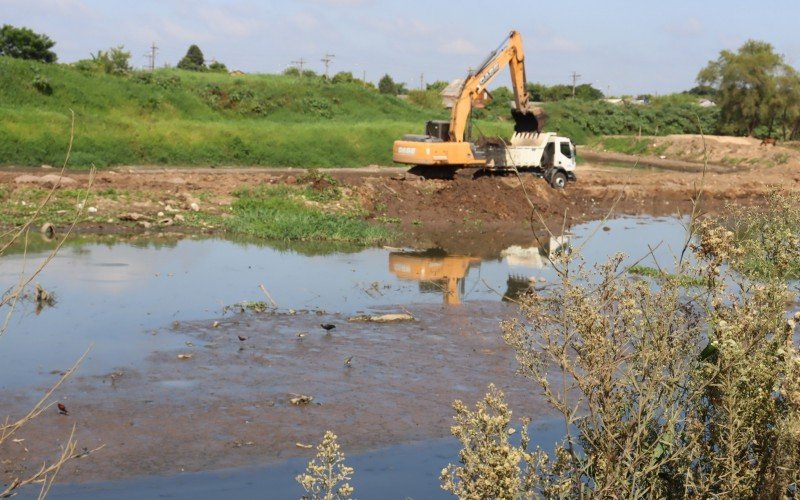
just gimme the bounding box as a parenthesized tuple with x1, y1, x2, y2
(573, 83, 604, 100)
(426, 80, 448, 92)
(331, 71, 355, 84)
(0, 24, 57, 63)
(684, 85, 717, 97)
(208, 60, 227, 73)
(177, 44, 205, 71)
(698, 40, 791, 136)
(91, 46, 131, 75)
(379, 74, 403, 95)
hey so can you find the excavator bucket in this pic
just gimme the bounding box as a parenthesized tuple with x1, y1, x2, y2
(511, 106, 547, 133)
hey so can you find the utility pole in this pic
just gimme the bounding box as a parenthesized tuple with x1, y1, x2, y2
(362, 70, 366, 85)
(570, 71, 581, 97)
(146, 42, 158, 71)
(291, 57, 306, 72)
(321, 52, 335, 78)
(420, 73, 424, 90)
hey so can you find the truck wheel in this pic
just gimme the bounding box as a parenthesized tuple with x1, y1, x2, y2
(550, 171, 567, 189)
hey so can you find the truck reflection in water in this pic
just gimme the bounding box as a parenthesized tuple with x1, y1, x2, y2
(502, 235, 570, 302)
(388, 236, 569, 305)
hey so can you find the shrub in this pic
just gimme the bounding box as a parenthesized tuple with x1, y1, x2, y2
(445, 192, 800, 497)
(31, 73, 52, 95)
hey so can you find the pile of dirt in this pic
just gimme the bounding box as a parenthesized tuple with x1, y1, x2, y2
(649, 134, 799, 167)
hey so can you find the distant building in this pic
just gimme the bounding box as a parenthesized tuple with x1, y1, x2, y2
(602, 98, 624, 105)
(439, 78, 491, 108)
(440, 79, 464, 108)
(698, 99, 716, 107)
(229, 70, 245, 76)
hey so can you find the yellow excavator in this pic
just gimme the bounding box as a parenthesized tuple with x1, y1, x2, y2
(392, 30, 577, 187)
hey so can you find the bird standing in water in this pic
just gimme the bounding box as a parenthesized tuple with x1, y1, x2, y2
(321, 323, 336, 332)
(57, 403, 68, 415)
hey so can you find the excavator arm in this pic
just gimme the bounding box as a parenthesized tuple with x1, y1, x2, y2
(392, 29, 546, 170)
(449, 30, 536, 142)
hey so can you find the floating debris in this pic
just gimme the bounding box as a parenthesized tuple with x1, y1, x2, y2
(348, 313, 414, 323)
(290, 394, 313, 405)
(177, 353, 193, 360)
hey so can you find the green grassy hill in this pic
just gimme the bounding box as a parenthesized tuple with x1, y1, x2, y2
(0, 56, 718, 168)
(0, 57, 478, 168)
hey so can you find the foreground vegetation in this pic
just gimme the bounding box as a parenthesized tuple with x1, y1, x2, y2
(441, 192, 800, 497)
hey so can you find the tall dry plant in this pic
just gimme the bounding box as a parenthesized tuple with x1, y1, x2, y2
(441, 384, 533, 499)
(0, 112, 101, 498)
(444, 191, 800, 498)
(296, 431, 355, 500)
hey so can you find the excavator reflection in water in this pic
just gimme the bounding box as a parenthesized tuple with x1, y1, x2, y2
(388, 249, 480, 305)
(388, 236, 569, 305)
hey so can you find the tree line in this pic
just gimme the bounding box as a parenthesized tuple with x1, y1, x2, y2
(3, 22, 799, 138)
(698, 39, 800, 139)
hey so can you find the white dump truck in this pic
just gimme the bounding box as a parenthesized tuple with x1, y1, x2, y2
(483, 131, 577, 188)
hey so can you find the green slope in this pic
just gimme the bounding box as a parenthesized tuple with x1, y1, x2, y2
(0, 57, 474, 168)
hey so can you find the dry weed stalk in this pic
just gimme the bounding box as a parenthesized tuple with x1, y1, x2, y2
(446, 130, 798, 497)
(467, 191, 800, 498)
(296, 431, 354, 500)
(0, 112, 101, 498)
(441, 384, 533, 499)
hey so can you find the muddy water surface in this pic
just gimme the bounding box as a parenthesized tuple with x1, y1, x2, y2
(3, 216, 689, 497)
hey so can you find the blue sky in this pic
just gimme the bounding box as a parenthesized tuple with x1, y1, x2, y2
(3, 0, 799, 95)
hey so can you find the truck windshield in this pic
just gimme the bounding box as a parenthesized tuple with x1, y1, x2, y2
(560, 142, 573, 159)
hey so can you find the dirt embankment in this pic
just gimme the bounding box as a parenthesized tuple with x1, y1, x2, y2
(3, 135, 797, 255)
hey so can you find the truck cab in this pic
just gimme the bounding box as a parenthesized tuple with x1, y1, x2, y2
(541, 137, 577, 188)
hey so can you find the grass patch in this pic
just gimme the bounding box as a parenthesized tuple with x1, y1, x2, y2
(226, 184, 391, 244)
(589, 136, 652, 155)
(722, 193, 800, 280)
(628, 264, 704, 287)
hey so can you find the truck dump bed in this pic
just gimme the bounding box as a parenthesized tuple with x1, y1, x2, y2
(484, 132, 554, 169)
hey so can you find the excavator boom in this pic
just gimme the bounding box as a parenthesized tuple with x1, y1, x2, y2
(392, 30, 558, 177)
(449, 30, 534, 142)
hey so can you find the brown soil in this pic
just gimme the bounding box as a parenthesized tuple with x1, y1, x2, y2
(3, 135, 798, 256)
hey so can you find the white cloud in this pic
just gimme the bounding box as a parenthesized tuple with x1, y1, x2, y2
(526, 26, 580, 53)
(440, 38, 480, 55)
(666, 17, 703, 36)
(308, 0, 370, 6)
(291, 12, 319, 31)
(160, 19, 212, 43)
(197, 6, 259, 37)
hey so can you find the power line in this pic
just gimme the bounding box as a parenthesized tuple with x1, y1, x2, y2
(570, 71, 581, 96)
(321, 52, 335, 78)
(149, 42, 158, 71)
(291, 57, 306, 72)
(145, 42, 158, 71)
